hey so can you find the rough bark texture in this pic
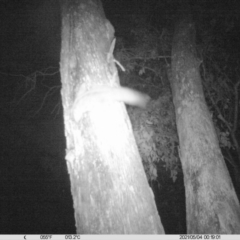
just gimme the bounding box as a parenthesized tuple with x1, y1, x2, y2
(170, 15, 240, 233)
(60, 0, 164, 234)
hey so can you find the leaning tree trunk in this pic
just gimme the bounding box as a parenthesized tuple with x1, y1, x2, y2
(170, 14, 240, 233)
(60, 0, 164, 234)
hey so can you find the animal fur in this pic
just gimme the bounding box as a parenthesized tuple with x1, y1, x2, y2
(72, 86, 150, 122)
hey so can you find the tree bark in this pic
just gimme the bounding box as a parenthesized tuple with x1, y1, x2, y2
(170, 14, 240, 233)
(60, 0, 164, 234)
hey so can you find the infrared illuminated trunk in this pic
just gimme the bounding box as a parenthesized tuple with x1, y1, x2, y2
(60, 0, 164, 234)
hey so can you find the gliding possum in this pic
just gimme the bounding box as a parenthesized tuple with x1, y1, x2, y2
(72, 85, 150, 122)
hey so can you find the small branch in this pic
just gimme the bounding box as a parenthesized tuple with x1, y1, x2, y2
(32, 85, 60, 117)
(203, 80, 232, 133)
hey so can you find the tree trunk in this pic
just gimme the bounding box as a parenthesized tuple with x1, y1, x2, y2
(170, 14, 240, 233)
(60, 0, 164, 234)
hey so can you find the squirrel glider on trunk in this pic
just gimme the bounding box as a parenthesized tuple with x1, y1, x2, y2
(71, 37, 150, 122)
(72, 85, 150, 122)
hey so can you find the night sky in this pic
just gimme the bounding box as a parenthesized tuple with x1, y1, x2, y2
(0, 0, 240, 234)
